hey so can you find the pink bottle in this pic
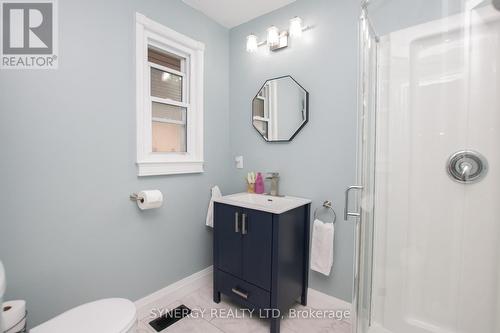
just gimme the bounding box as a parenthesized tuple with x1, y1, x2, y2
(254, 172, 265, 194)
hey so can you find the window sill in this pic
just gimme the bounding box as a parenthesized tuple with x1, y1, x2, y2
(137, 161, 204, 176)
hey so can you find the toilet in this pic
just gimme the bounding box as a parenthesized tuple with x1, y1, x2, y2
(31, 298, 137, 333)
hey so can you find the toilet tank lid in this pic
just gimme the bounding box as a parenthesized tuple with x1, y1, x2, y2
(31, 298, 136, 333)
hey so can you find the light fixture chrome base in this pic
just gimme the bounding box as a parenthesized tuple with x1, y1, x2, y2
(269, 31, 289, 51)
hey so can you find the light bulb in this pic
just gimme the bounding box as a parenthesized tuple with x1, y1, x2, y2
(246, 34, 258, 53)
(289, 16, 303, 38)
(267, 26, 279, 46)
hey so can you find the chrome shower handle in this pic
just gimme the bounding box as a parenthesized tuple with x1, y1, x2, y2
(461, 163, 471, 177)
(344, 185, 363, 220)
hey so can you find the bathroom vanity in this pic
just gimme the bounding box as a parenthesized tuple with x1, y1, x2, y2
(213, 193, 311, 333)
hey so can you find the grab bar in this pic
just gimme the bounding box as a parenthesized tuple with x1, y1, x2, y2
(344, 185, 363, 220)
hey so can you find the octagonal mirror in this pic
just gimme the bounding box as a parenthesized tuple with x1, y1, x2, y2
(252, 75, 309, 142)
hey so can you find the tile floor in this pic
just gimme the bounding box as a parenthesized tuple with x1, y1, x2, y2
(136, 280, 352, 333)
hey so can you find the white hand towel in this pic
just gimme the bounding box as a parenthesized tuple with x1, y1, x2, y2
(206, 186, 222, 228)
(310, 219, 334, 276)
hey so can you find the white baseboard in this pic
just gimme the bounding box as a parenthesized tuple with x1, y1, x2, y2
(135, 265, 213, 309)
(135, 265, 351, 314)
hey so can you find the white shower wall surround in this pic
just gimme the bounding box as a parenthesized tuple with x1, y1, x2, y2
(368, 5, 500, 333)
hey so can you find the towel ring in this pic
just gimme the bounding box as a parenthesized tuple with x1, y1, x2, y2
(314, 201, 336, 224)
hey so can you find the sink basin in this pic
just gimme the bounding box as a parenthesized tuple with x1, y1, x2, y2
(214, 192, 311, 214)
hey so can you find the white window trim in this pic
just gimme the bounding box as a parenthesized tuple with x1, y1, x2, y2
(136, 13, 204, 176)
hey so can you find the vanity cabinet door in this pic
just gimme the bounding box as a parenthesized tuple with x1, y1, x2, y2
(241, 209, 273, 291)
(214, 204, 242, 278)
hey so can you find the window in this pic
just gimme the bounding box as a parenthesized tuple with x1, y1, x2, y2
(149, 48, 186, 153)
(136, 13, 204, 176)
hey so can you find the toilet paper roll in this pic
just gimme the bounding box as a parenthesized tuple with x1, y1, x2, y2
(137, 190, 163, 210)
(2, 300, 26, 332)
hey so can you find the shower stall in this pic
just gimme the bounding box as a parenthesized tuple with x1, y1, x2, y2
(346, 1, 500, 333)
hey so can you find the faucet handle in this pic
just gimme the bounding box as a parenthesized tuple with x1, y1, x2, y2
(266, 172, 280, 179)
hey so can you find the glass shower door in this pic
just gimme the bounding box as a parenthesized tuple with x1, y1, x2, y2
(352, 1, 500, 333)
(351, 8, 378, 333)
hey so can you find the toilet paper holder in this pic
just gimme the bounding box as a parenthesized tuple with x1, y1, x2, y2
(129, 193, 144, 203)
(130, 190, 163, 210)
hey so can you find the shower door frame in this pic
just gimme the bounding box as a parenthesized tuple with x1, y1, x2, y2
(351, 2, 380, 333)
(352, 2, 500, 333)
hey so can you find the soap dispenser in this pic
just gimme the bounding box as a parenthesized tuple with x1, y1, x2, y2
(254, 172, 265, 194)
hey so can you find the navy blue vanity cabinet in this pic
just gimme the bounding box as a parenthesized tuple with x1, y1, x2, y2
(213, 202, 311, 333)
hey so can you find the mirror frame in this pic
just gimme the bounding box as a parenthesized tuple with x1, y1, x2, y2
(252, 75, 309, 142)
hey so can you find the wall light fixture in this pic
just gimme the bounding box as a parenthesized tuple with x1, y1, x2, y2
(246, 16, 309, 53)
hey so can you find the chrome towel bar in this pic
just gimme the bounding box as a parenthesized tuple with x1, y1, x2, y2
(314, 200, 336, 224)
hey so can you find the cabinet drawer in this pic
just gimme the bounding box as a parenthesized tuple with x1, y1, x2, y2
(215, 269, 270, 309)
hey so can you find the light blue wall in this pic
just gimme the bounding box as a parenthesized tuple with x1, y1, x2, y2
(0, 0, 235, 327)
(0, 0, 362, 327)
(228, 0, 359, 302)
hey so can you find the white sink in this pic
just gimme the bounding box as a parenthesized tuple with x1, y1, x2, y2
(214, 192, 311, 214)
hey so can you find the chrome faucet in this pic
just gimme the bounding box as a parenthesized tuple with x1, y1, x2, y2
(266, 172, 280, 196)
